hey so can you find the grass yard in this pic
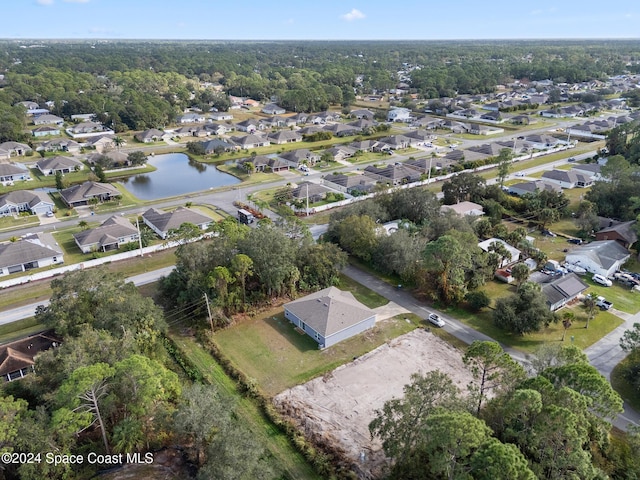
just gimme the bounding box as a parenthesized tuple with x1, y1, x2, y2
(335, 272, 390, 308)
(0, 214, 40, 232)
(0, 317, 46, 344)
(169, 334, 320, 480)
(582, 278, 640, 314)
(214, 311, 422, 397)
(216, 164, 281, 186)
(446, 301, 623, 353)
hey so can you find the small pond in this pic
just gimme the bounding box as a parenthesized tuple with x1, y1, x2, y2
(119, 153, 239, 200)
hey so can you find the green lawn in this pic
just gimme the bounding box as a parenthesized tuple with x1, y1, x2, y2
(582, 277, 640, 314)
(0, 317, 46, 344)
(0, 214, 40, 232)
(335, 272, 390, 308)
(214, 311, 422, 397)
(447, 302, 623, 353)
(169, 334, 320, 480)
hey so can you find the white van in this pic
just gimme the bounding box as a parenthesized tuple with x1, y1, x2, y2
(592, 274, 612, 287)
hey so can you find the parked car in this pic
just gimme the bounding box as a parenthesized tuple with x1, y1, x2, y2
(567, 238, 582, 245)
(595, 296, 613, 310)
(542, 230, 557, 237)
(428, 313, 445, 328)
(592, 274, 613, 287)
(515, 172, 526, 177)
(568, 157, 576, 162)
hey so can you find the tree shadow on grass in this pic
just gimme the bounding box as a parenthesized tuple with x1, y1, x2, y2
(263, 314, 319, 353)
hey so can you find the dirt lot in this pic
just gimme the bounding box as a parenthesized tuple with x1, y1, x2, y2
(273, 328, 474, 479)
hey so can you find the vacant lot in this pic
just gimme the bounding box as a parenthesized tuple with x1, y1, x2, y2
(273, 328, 473, 478)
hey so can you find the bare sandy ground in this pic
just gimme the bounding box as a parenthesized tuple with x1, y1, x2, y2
(273, 328, 474, 479)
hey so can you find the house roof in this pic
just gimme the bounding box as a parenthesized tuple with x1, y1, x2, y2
(567, 240, 631, 269)
(542, 273, 589, 307)
(596, 220, 638, 245)
(0, 331, 62, 378)
(364, 164, 422, 181)
(441, 201, 484, 216)
(36, 156, 83, 171)
(142, 206, 212, 233)
(135, 128, 165, 140)
(291, 182, 331, 199)
(0, 190, 52, 209)
(541, 169, 591, 184)
(0, 163, 29, 176)
(73, 215, 138, 248)
(284, 286, 375, 337)
(0, 235, 61, 269)
(508, 180, 562, 194)
(268, 131, 302, 142)
(59, 181, 120, 205)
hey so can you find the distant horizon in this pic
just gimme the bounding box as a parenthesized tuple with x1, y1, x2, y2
(4, 0, 640, 41)
(3, 38, 640, 42)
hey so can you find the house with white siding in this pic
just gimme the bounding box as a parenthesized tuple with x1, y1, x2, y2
(565, 240, 630, 277)
(284, 286, 376, 349)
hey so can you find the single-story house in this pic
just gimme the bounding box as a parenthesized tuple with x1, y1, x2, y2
(323, 123, 359, 137)
(542, 273, 589, 311)
(59, 181, 121, 207)
(32, 126, 61, 137)
(84, 135, 116, 153)
(73, 215, 139, 253)
(541, 170, 593, 189)
(387, 107, 412, 122)
(523, 134, 565, 150)
(570, 163, 602, 180)
(262, 104, 286, 115)
(177, 113, 206, 124)
(363, 164, 422, 186)
(201, 139, 237, 154)
(478, 238, 520, 267)
(322, 172, 376, 195)
(268, 130, 302, 145)
(350, 109, 375, 120)
(595, 221, 637, 250)
(135, 128, 167, 143)
(230, 134, 270, 150)
(235, 119, 260, 133)
(209, 112, 233, 121)
(0, 232, 63, 276)
(0, 142, 32, 160)
(0, 331, 62, 382)
(68, 121, 107, 135)
(379, 135, 412, 150)
(0, 163, 32, 182)
(86, 150, 130, 168)
(507, 180, 562, 196)
(32, 114, 64, 126)
(441, 201, 484, 217)
(36, 139, 82, 154)
(323, 145, 357, 162)
(205, 123, 233, 136)
(565, 240, 631, 277)
(238, 155, 289, 173)
(280, 149, 321, 167)
(0, 190, 54, 216)
(283, 286, 376, 349)
(291, 182, 332, 203)
(16, 100, 39, 110)
(142, 206, 213, 239)
(36, 156, 84, 176)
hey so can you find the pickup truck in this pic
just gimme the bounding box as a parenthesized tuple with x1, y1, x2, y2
(595, 296, 613, 311)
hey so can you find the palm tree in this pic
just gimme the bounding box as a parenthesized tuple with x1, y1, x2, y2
(583, 294, 597, 329)
(78, 220, 89, 230)
(561, 312, 574, 341)
(113, 136, 124, 151)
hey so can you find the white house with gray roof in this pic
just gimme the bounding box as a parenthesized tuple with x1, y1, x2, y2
(565, 240, 630, 277)
(36, 156, 84, 176)
(0, 163, 31, 183)
(284, 286, 376, 349)
(142, 206, 213, 239)
(73, 215, 139, 253)
(59, 181, 121, 207)
(0, 190, 54, 216)
(541, 169, 593, 189)
(0, 233, 63, 276)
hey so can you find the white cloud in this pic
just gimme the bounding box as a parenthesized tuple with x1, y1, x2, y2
(341, 8, 365, 21)
(36, 0, 55, 5)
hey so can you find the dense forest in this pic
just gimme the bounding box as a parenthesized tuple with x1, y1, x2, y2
(1, 40, 640, 141)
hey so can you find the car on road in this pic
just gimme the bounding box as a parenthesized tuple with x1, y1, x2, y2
(592, 274, 613, 287)
(568, 157, 576, 162)
(428, 313, 445, 327)
(515, 172, 525, 177)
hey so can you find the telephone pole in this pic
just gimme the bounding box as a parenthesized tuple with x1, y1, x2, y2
(204, 293, 214, 333)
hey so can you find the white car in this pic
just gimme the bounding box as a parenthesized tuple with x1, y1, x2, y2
(592, 274, 613, 287)
(428, 313, 445, 328)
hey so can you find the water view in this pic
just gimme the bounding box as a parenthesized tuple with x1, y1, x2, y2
(119, 153, 240, 200)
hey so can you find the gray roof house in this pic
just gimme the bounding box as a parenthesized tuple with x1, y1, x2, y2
(142, 206, 213, 239)
(36, 138, 82, 154)
(280, 149, 321, 167)
(32, 126, 61, 137)
(507, 180, 562, 196)
(291, 182, 332, 203)
(364, 164, 422, 186)
(0, 233, 63, 277)
(32, 114, 64, 126)
(0, 163, 31, 183)
(135, 128, 167, 143)
(73, 215, 139, 253)
(322, 173, 376, 195)
(542, 273, 589, 311)
(230, 134, 270, 150)
(262, 104, 286, 115)
(595, 221, 638, 250)
(0, 142, 32, 160)
(36, 156, 84, 176)
(59, 181, 121, 207)
(267, 130, 302, 145)
(541, 170, 593, 189)
(283, 286, 376, 349)
(565, 240, 631, 277)
(0, 190, 54, 216)
(0, 331, 62, 382)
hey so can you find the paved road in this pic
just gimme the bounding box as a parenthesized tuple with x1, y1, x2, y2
(342, 264, 639, 431)
(0, 265, 176, 326)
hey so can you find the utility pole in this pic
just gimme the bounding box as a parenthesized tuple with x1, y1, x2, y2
(136, 218, 143, 256)
(204, 293, 214, 333)
(306, 182, 309, 216)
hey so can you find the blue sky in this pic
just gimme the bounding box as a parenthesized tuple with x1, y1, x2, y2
(4, 0, 640, 40)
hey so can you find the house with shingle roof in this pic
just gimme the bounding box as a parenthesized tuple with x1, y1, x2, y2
(322, 173, 376, 195)
(291, 182, 332, 203)
(142, 206, 213, 239)
(541, 169, 593, 189)
(284, 286, 376, 349)
(230, 134, 270, 150)
(32, 114, 64, 126)
(0, 163, 31, 182)
(0, 331, 62, 382)
(59, 181, 121, 207)
(37, 138, 82, 154)
(268, 130, 302, 145)
(565, 240, 631, 277)
(36, 156, 84, 176)
(595, 221, 638, 250)
(0, 232, 63, 276)
(507, 180, 562, 196)
(363, 164, 422, 186)
(73, 215, 139, 253)
(542, 273, 589, 311)
(135, 128, 168, 143)
(32, 126, 61, 137)
(0, 142, 32, 160)
(0, 190, 54, 216)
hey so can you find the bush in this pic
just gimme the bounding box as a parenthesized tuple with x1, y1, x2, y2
(465, 290, 491, 312)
